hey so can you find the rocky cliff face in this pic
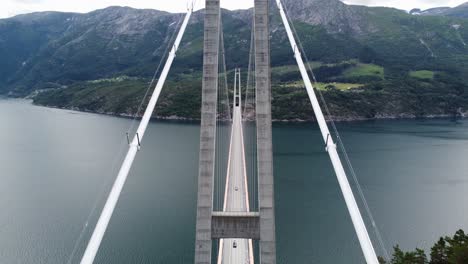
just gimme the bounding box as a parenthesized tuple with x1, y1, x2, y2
(280, 0, 371, 34)
(2, 7, 184, 94)
(4, 1, 467, 121)
(419, 3, 468, 18)
(1, 1, 468, 96)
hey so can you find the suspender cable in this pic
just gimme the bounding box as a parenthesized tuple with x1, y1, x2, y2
(275, 1, 379, 263)
(80, 5, 194, 264)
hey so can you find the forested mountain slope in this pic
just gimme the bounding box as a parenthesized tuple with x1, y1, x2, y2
(2, 0, 468, 120)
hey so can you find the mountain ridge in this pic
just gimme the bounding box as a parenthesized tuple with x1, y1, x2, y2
(416, 2, 468, 18)
(2, 1, 468, 120)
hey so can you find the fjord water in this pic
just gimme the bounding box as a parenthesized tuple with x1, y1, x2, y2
(1, 99, 468, 263)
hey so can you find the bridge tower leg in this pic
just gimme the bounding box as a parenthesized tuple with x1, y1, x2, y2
(195, 1, 276, 263)
(195, 0, 220, 263)
(254, 0, 277, 263)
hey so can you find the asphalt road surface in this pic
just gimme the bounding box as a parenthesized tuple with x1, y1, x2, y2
(217, 105, 253, 264)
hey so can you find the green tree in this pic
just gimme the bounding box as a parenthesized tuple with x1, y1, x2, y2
(391, 245, 428, 264)
(430, 238, 448, 264)
(449, 244, 468, 264)
(379, 256, 388, 264)
(447, 230, 468, 264)
(386, 230, 468, 264)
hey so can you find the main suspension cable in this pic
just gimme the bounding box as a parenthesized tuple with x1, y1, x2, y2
(79, 4, 194, 263)
(65, 10, 187, 264)
(280, 2, 390, 261)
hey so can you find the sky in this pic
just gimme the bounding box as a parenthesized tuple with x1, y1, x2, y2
(1, 0, 467, 19)
(343, 0, 467, 11)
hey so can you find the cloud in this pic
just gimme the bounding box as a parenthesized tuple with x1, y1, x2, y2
(13, 0, 45, 3)
(342, 0, 467, 10)
(1, 0, 466, 19)
(1, 0, 43, 18)
(0, 0, 255, 19)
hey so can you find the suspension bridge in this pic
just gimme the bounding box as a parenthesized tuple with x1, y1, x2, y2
(77, 0, 385, 263)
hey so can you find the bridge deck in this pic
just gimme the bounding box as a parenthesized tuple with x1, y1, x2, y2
(217, 103, 253, 264)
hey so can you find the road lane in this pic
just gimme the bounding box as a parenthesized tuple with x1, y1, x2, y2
(218, 103, 253, 264)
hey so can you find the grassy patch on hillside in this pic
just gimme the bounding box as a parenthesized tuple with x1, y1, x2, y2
(280, 81, 363, 91)
(315, 82, 364, 91)
(343, 63, 384, 79)
(271, 62, 322, 75)
(409, 70, 435, 80)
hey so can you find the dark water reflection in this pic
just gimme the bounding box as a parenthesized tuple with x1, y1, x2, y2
(0, 100, 467, 263)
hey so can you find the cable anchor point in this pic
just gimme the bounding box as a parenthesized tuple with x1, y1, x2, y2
(325, 133, 331, 151)
(136, 133, 141, 151)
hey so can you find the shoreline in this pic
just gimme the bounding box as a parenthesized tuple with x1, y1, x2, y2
(29, 100, 465, 123)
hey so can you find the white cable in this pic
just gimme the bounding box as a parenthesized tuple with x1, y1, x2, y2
(79, 4, 194, 264)
(280, 4, 390, 260)
(220, 20, 231, 121)
(275, 0, 379, 263)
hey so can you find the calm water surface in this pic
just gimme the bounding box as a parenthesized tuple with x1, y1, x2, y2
(0, 99, 467, 263)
